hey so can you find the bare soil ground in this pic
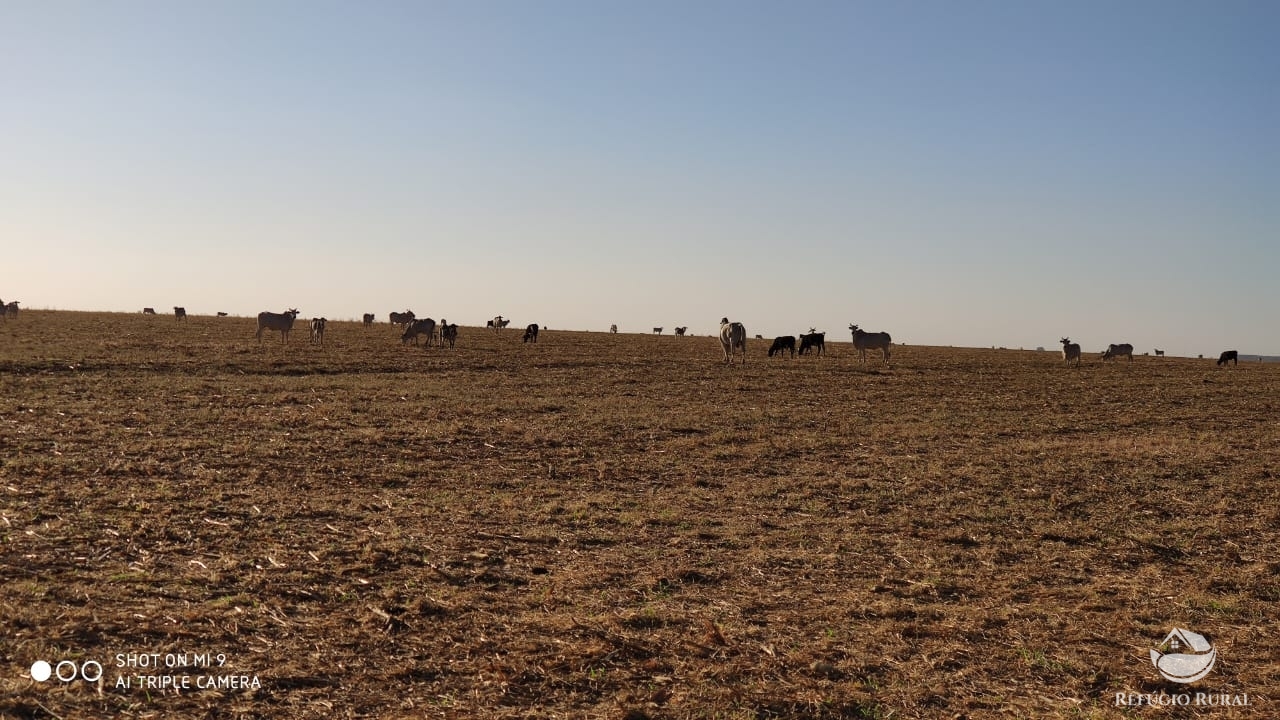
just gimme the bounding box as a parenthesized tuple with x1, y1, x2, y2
(2, 311, 1277, 719)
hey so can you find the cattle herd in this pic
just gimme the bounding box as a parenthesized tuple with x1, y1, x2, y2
(2, 301, 1247, 366)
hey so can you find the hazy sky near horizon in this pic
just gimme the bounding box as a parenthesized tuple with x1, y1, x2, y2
(4, 1, 1277, 355)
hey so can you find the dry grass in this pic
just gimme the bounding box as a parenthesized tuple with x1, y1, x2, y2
(1, 311, 1277, 719)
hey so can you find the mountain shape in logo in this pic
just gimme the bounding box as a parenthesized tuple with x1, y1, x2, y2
(1150, 628, 1216, 683)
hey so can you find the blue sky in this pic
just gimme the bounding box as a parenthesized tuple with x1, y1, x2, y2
(4, 1, 1276, 355)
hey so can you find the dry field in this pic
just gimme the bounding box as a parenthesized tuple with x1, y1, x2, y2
(2, 311, 1277, 719)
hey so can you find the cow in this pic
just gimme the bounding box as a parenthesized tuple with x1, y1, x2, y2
(1060, 337, 1081, 366)
(674, 327, 687, 336)
(768, 336, 796, 358)
(401, 318, 437, 346)
(799, 331, 826, 356)
(142, 307, 156, 315)
(1154, 349, 1165, 357)
(754, 334, 763, 340)
(1217, 350, 1238, 367)
(362, 313, 375, 327)
(256, 309, 300, 343)
(4, 301, 18, 319)
(173, 306, 187, 321)
(216, 311, 228, 317)
(523, 323, 540, 343)
(310, 318, 327, 345)
(440, 323, 458, 348)
(720, 318, 747, 364)
(1101, 343, 1134, 362)
(849, 324, 892, 364)
(390, 310, 415, 325)
(653, 327, 663, 335)
(488, 316, 510, 331)
(609, 324, 618, 334)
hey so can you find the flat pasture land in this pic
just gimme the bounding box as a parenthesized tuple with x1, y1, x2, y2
(2, 311, 1277, 719)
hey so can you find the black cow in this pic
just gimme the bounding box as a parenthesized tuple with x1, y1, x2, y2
(768, 336, 796, 358)
(1217, 350, 1238, 366)
(799, 332, 826, 356)
(523, 323, 540, 343)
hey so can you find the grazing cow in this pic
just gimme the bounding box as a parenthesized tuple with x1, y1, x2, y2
(799, 331, 826, 356)
(142, 307, 156, 315)
(310, 317, 327, 344)
(754, 334, 763, 340)
(1101, 343, 1134, 362)
(849, 324, 892, 364)
(489, 315, 509, 331)
(401, 318, 437, 346)
(1217, 350, 1238, 366)
(256, 309, 300, 343)
(1060, 337, 1081, 366)
(390, 310, 415, 325)
(440, 323, 458, 348)
(653, 327, 663, 335)
(768, 336, 796, 358)
(1154, 349, 1165, 357)
(216, 311, 228, 317)
(720, 318, 747, 364)
(609, 324, 618, 334)
(362, 313, 375, 327)
(173, 306, 187, 321)
(674, 327, 687, 336)
(523, 323, 540, 343)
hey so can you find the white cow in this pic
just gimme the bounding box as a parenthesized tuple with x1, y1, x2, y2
(849, 324, 892, 364)
(256, 309, 300, 343)
(489, 316, 510, 331)
(719, 318, 747, 364)
(1060, 337, 1081, 366)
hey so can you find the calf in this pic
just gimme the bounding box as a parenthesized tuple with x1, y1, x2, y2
(310, 317, 327, 344)
(768, 336, 796, 358)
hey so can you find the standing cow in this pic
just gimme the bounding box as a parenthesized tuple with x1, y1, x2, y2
(849, 324, 892, 364)
(174, 306, 187, 321)
(256, 309, 300, 343)
(310, 318, 327, 345)
(720, 318, 747, 364)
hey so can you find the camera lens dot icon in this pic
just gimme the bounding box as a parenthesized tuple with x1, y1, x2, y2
(31, 661, 52, 682)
